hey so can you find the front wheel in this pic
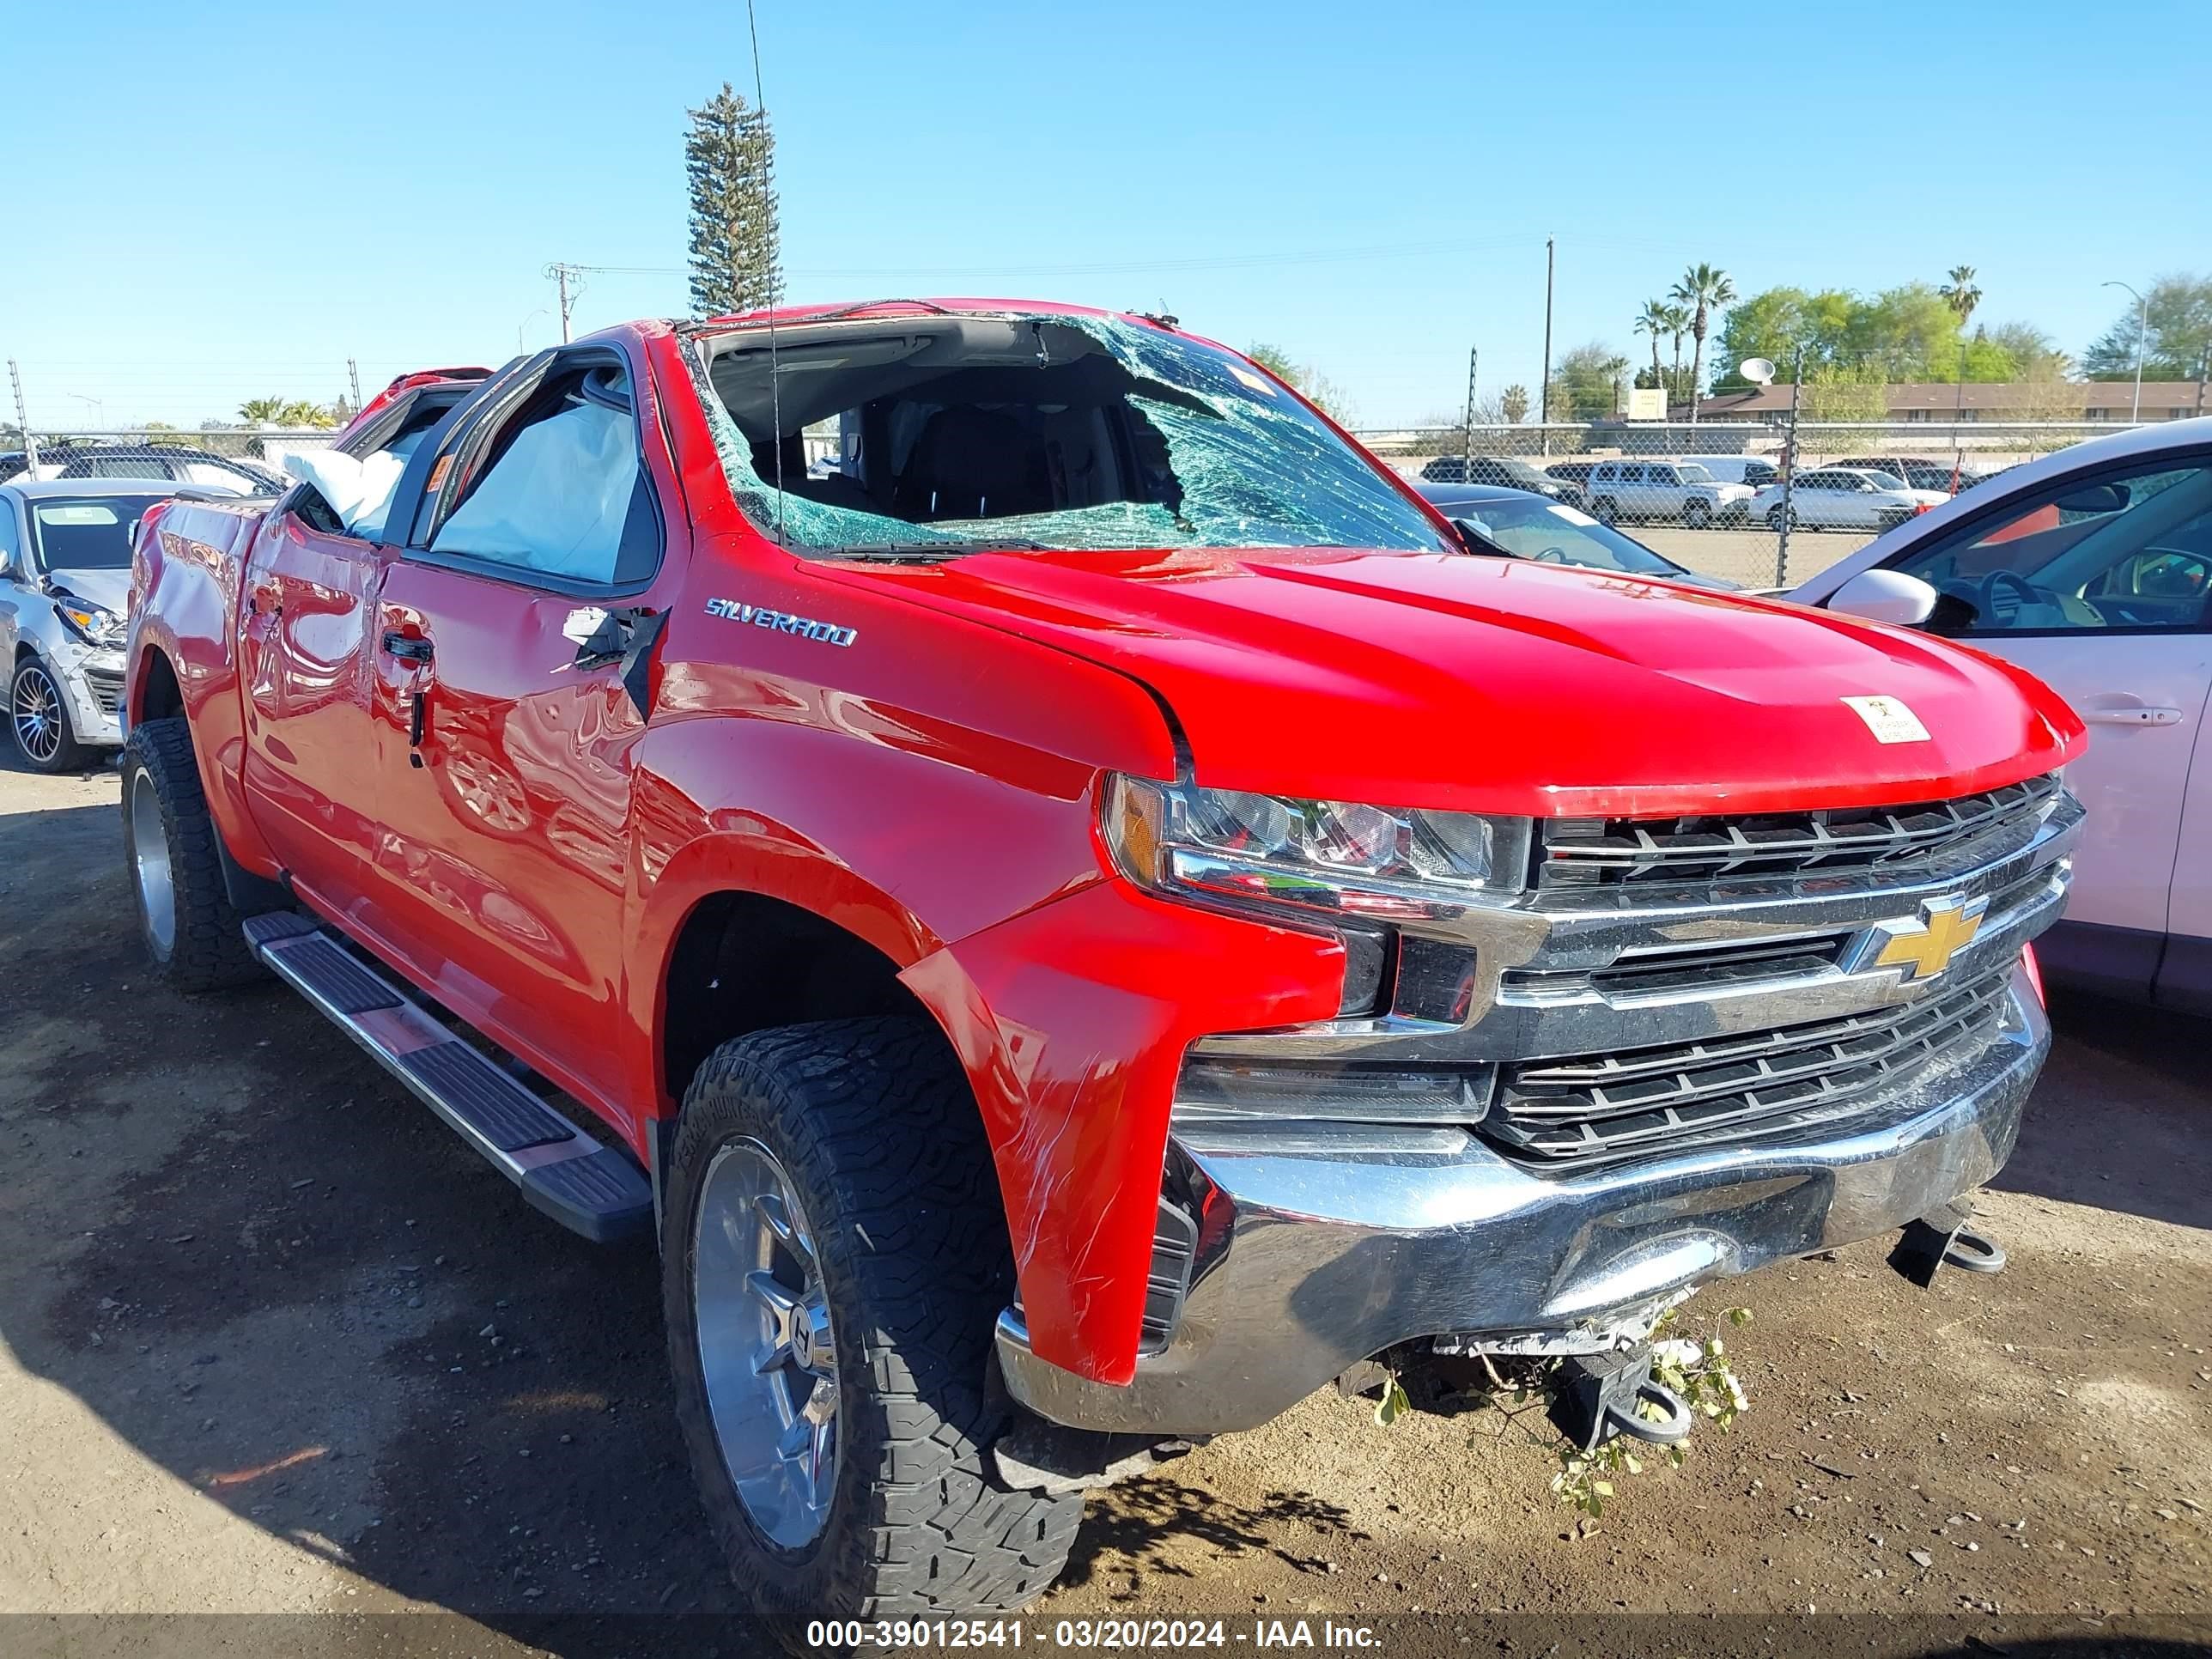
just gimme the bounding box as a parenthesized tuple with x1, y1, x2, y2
(1590, 496, 1620, 526)
(1682, 499, 1712, 529)
(665, 1018, 1083, 1638)
(1766, 505, 1795, 532)
(11, 655, 87, 773)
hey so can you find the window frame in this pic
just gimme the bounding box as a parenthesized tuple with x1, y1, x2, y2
(1877, 445, 2212, 640)
(398, 343, 666, 600)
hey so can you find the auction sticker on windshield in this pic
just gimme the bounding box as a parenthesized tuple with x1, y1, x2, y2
(1841, 695, 1932, 744)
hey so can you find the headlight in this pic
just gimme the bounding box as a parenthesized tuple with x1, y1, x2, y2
(57, 601, 124, 647)
(1102, 775, 1530, 920)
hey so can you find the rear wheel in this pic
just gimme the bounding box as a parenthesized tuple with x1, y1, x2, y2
(665, 1018, 1082, 1639)
(10, 656, 86, 773)
(119, 719, 263, 991)
(1591, 496, 1620, 526)
(1682, 498, 1712, 529)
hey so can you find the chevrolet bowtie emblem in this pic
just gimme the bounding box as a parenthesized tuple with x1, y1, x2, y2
(1849, 893, 1989, 982)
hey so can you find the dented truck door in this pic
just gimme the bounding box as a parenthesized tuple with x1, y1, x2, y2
(360, 345, 678, 1121)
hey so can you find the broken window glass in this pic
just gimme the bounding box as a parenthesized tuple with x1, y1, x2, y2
(684, 312, 1447, 559)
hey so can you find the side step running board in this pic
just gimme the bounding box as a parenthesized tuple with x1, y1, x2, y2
(244, 913, 653, 1243)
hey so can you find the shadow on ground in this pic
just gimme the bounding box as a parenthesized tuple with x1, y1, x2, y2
(1993, 988, 2210, 1231)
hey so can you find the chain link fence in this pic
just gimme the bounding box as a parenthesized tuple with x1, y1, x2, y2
(2, 419, 2170, 592)
(1, 428, 342, 495)
(1356, 419, 2166, 589)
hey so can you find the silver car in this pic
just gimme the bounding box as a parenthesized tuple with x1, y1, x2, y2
(1, 479, 214, 770)
(1582, 459, 1756, 527)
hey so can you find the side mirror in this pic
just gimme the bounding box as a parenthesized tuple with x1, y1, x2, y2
(1827, 568, 1939, 627)
(2055, 483, 2128, 514)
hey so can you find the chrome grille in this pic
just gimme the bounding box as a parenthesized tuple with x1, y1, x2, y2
(1539, 774, 2062, 890)
(82, 666, 125, 717)
(1487, 964, 2014, 1164)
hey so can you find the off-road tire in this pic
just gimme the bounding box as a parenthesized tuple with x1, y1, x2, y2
(11, 655, 88, 773)
(119, 718, 263, 992)
(664, 1017, 1083, 1640)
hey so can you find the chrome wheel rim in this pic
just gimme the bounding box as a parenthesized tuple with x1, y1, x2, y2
(693, 1137, 839, 1550)
(12, 665, 63, 763)
(130, 769, 176, 956)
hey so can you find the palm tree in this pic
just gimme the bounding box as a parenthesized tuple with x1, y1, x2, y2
(1660, 301, 1692, 406)
(1500, 384, 1530, 424)
(1939, 265, 1982, 327)
(1668, 264, 1737, 426)
(1635, 301, 1670, 396)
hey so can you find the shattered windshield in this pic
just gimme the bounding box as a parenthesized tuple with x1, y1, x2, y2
(685, 312, 1449, 558)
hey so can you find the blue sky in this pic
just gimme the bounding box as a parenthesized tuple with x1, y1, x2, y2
(4, 0, 2205, 430)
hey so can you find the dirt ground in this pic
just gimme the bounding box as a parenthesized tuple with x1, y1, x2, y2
(1, 751, 2205, 1655)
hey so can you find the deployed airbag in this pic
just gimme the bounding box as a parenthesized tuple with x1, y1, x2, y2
(283, 447, 409, 540)
(430, 399, 638, 583)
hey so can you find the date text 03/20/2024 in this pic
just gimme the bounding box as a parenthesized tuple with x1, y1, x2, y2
(805, 1619, 1382, 1649)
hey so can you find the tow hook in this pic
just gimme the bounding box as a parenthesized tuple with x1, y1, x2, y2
(1887, 1197, 2008, 1288)
(990, 1417, 1205, 1496)
(1548, 1347, 1695, 1455)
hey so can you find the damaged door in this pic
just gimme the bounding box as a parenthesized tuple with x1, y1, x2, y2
(364, 344, 678, 1119)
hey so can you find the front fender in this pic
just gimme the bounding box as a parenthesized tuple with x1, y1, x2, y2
(901, 881, 1344, 1388)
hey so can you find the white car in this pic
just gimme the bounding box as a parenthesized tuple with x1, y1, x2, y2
(1751, 467, 1949, 532)
(1583, 459, 1755, 527)
(1668, 453, 1782, 490)
(1, 479, 222, 770)
(1789, 417, 2212, 1012)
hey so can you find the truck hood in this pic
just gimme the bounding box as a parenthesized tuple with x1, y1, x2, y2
(832, 546, 2082, 818)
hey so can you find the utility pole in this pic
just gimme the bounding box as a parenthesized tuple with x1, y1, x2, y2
(7, 360, 36, 470)
(546, 263, 579, 343)
(347, 358, 362, 412)
(1774, 341, 1806, 589)
(1462, 344, 1478, 480)
(1539, 236, 1555, 458)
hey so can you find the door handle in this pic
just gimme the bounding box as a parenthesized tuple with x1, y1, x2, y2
(381, 631, 434, 663)
(2082, 706, 2183, 726)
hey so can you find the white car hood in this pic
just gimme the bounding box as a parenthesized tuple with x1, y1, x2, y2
(46, 567, 130, 612)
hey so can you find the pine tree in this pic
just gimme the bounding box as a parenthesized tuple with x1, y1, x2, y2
(685, 82, 783, 317)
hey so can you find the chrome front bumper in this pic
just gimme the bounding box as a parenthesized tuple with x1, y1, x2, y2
(998, 965, 2047, 1437)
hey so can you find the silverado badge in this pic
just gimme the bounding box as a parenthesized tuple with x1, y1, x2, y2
(1845, 892, 1990, 983)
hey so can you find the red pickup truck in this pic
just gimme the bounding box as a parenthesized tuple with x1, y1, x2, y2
(123, 301, 2084, 1631)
